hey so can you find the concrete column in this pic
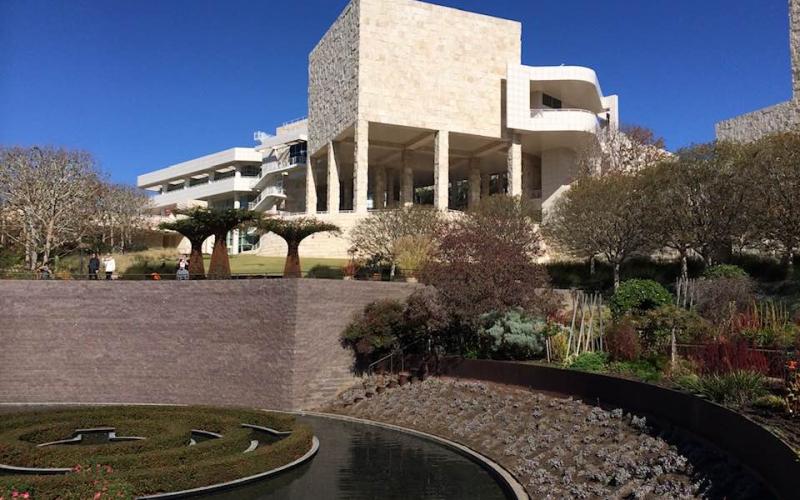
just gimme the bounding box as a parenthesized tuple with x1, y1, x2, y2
(183, 178, 191, 189)
(522, 154, 532, 200)
(386, 170, 396, 208)
(373, 165, 387, 209)
(434, 130, 449, 210)
(468, 158, 481, 209)
(305, 156, 317, 215)
(232, 195, 240, 255)
(401, 149, 414, 207)
(161, 183, 169, 194)
(481, 173, 490, 198)
(507, 133, 522, 197)
(354, 119, 369, 213)
(327, 142, 340, 215)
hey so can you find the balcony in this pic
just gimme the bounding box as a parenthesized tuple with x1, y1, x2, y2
(249, 185, 287, 211)
(149, 176, 258, 209)
(526, 108, 601, 133)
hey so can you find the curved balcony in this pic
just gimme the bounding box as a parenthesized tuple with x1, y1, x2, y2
(249, 185, 287, 212)
(527, 108, 602, 133)
(149, 176, 258, 209)
(254, 154, 307, 190)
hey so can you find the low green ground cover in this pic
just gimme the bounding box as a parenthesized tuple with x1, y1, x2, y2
(0, 406, 312, 499)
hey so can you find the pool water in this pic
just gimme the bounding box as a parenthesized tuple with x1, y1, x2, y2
(203, 415, 511, 499)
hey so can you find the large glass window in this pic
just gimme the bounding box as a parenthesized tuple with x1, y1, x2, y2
(289, 142, 308, 165)
(240, 165, 261, 177)
(542, 93, 562, 109)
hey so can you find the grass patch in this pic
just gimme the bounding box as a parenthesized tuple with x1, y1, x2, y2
(0, 406, 313, 498)
(57, 250, 347, 278)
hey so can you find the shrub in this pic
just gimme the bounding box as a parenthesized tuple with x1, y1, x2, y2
(402, 287, 449, 346)
(605, 319, 641, 361)
(753, 394, 790, 413)
(682, 370, 767, 407)
(638, 305, 712, 355)
(340, 300, 405, 369)
(608, 359, 662, 382)
(568, 352, 608, 372)
(306, 265, 344, 280)
(703, 264, 748, 279)
(479, 309, 546, 360)
(694, 338, 769, 375)
(609, 279, 672, 318)
(421, 196, 551, 324)
(548, 332, 569, 363)
(393, 235, 434, 279)
(694, 276, 755, 325)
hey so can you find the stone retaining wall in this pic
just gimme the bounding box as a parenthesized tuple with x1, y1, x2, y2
(0, 280, 416, 410)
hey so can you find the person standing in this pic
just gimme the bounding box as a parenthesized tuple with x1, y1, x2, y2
(88, 253, 100, 280)
(176, 256, 189, 281)
(103, 254, 116, 280)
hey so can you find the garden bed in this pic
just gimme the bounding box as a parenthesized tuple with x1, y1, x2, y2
(0, 406, 313, 499)
(326, 377, 772, 499)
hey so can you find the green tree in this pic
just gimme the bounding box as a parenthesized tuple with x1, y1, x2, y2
(750, 132, 800, 269)
(542, 173, 654, 289)
(257, 217, 340, 278)
(158, 210, 213, 278)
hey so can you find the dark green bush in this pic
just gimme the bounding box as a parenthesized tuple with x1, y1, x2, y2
(703, 264, 749, 279)
(608, 359, 663, 382)
(568, 352, 609, 372)
(637, 305, 712, 354)
(306, 265, 344, 280)
(340, 299, 405, 369)
(609, 279, 672, 318)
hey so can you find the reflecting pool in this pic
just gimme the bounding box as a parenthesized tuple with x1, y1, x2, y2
(203, 415, 512, 499)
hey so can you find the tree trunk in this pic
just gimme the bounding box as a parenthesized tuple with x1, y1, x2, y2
(207, 233, 231, 279)
(589, 255, 596, 277)
(284, 241, 302, 278)
(613, 261, 621, 290)
(188, 241, 206, 279)
(680, 252, 689, 282)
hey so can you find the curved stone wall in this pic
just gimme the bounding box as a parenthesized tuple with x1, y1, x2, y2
(437, 358, 799, 499)
(0, 280, 415, 410)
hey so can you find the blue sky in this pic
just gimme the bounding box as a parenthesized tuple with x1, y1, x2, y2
(0, 0, 792, 184)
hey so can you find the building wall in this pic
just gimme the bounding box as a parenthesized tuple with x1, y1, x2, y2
(715, 100, 800, 142)
(308, 0, 361, 154)
(0, 280, 416, 410)
(358, 0, 521, 138)
(541, 148, 577, 211)
(257, 212, 364, 259)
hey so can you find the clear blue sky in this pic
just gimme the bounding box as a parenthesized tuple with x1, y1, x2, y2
(0, 0, 792, 184)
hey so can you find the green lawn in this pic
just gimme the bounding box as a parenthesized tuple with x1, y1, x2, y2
(58, 250, 346, 277)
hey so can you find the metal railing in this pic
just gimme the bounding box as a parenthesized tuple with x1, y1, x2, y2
(530, 107, 601, 118)
(367, 337, 430, 375)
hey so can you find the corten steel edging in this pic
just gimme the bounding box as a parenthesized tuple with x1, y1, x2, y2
(436, 357, 799, 500)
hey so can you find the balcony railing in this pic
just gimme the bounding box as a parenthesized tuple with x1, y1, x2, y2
(249, 185, 286, 210)
(530, 107, 600, 118)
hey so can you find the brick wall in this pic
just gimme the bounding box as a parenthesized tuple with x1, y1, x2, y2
(0, 280, 416, 410)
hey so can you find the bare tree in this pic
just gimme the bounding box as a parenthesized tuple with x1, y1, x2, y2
(576, 125, 669, 177)
(0, 146, 103, 270)
(94, 183, 152, 252)
(349, 206, 444, 278)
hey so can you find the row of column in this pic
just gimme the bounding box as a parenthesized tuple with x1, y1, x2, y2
(305, 123, 527, 214)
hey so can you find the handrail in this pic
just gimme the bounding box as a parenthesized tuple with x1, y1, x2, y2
(367, 337, 429, 375)
(530, 107, 600, 116)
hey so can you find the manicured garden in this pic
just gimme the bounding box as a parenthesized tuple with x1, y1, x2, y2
(0, 406, 313, 499)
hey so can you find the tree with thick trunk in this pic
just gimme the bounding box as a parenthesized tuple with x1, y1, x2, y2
(158, 214, 212, 278)
(192, 208, 259, 279)
(257, 217, 340, 278)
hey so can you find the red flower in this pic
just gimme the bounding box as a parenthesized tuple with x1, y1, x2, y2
(788, 360, 798, 371)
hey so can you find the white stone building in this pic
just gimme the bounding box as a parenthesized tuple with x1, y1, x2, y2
(138, 0, 619, 258)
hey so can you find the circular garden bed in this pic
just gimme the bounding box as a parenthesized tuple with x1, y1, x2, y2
(0, 406, 314, 499)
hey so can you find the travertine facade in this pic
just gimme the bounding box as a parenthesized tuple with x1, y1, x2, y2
(308, 1, 360, 154)
(356, 0, 520, 140)
(716, 0, 800, 142)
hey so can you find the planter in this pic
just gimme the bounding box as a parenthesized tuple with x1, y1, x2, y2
(405, 276, 419, 284)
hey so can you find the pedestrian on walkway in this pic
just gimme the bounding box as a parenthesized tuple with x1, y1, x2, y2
(103, 254, 116, 280)
(88, 253, 100, 280)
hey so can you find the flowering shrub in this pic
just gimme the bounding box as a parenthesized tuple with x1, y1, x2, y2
(678, 370, 767, 408)
(69, 463, 134, 499)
